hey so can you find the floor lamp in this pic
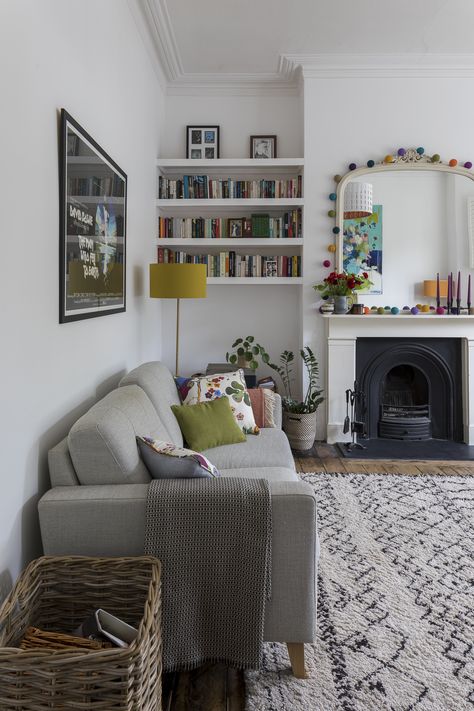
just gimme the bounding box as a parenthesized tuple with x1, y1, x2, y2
(149, 263, 207, 376)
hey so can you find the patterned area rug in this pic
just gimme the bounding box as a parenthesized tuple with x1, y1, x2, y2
(245, 472, 474, 710)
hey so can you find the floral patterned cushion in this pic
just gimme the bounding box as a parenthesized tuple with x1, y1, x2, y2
(181, 370, 259, 435)
(137, 436, 220, 478)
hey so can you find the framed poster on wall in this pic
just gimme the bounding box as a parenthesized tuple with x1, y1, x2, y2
(59, 109, 127, 323)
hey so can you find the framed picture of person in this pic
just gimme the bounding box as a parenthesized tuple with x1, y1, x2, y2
(59, 109, 127, 323)
(186, 125, 220, 159)
(265, 259, 278, 277)
(250, 135, 277, 159)
(228, 218, 243, 238)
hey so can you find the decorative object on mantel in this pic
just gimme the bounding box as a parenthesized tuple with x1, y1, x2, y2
(324, 146, 474, 276)
(250, 135, 277, 159)
(269, 348, 324, 451)
(314, 271, 372, 314)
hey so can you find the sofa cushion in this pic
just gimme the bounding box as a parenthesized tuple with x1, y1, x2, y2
(202, 428, 295, 472)
(68, 385, 168, 486)
(119, 362, 184, 446)
(220, 466, 298, 482)
(171, 397, 246, 451)
(137, 437, 220, 479)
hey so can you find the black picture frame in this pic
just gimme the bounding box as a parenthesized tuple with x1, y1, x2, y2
(186, 125, 220, 159)
(59, 109, 127, 323)
(250, 135, 277, 159)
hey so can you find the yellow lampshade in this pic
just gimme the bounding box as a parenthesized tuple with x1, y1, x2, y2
(423, 279, 448, 298)
(149, 263, 207, 299)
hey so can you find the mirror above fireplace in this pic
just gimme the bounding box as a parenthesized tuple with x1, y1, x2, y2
(332, 148, 474, 306)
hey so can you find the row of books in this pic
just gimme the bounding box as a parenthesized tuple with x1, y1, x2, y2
(157, 248, 302, 278)
(158, 175, 302, 200)
(68, 176, 124, 198)
(157, 209, 302, 239)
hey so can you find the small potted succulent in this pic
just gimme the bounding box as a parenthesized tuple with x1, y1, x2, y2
(226, 336, 271, 371)
(269, 347, 324, 450)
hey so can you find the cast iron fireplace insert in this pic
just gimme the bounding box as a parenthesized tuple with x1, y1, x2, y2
(356, 337, 463, 443)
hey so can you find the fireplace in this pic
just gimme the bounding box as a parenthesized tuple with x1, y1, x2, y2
(356, 338, 463, 442)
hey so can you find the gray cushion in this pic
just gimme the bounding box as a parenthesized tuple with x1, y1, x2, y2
(137, 437, 218, 479)
(220, 466, 298, 482)
(202, 428, 295, 471)
(119, 362, 183, 446)
(68, 385, 168, 486)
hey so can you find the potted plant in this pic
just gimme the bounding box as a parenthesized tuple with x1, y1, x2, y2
(314, 271, 372, 314)
(226, 336, 271, 371)
(269, 347, 325, 451)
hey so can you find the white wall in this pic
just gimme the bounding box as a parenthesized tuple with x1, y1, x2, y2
(0, 0, 164, 594)
(303, 76, 474, 438)
(161, 93, 304, 386)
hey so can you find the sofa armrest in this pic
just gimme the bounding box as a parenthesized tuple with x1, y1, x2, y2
(272, 392, 282, 429)
(38, 480, 317, 642)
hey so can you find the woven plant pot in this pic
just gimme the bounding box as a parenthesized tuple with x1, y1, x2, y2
(283, 410, 317, 451)
(0, 556, 162, 711)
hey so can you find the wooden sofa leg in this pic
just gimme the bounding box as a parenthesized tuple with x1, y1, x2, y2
(286, 643, 307, 678)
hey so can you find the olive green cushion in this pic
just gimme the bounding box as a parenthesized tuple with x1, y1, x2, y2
(171, 397, 246, 451)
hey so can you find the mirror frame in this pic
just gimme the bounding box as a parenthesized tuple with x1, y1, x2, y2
(331, 147, 474, 272)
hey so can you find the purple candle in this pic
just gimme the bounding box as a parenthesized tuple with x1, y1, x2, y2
(436, 273, 440, 307)
(457, 271, 461, 302)
(468, 274, 471, 307)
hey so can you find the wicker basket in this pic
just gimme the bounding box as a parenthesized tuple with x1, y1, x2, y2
(0, 556, 162, 710)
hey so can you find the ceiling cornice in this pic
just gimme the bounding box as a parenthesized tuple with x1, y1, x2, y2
(130, 1, 474, 95)
(283, 53, 474, 79)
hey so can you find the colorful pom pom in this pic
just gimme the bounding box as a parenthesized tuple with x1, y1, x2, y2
(397, 148, 406, 156)
(391, 306, 399, 315)
(329, 193, 337, 201)
(464, 161, 472, 169)
(403, 306, 410, 311)
(328, 209, 336, 217)
(377, 307, 385, 315)
(363, 306, 370, 315)
(384, 155, 394, 164)
(416, 147, 424, 155)
(449, 159, 458, 167)
(436, 306, 445, 315)
(327, 244, 336, 253)
(333, 175, 342, 183)
(411, 307, 419, 315)
(421, 304, 430, 312)
(371, 306, 378, 311)
(323, 260, 331, 268)
(333, 227, 340, 234)
(367, 159, 375, 168)
(431, 153, 441, 163)
(349, 163, 357, 171)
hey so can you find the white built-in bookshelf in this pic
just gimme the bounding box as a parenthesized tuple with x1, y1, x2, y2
(155, 158, 304, 285)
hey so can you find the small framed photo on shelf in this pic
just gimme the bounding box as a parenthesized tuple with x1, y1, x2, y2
(250, 135, 277, 159)
(242, 219, 252, 237)
(228, 218, 243, 238)
(265, 259, 278, 277)
(186, 125, 220, 159)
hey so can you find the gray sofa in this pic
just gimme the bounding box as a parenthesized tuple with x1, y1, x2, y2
(38, 361, 318, 677)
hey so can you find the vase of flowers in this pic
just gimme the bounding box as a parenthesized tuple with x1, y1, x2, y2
(314, 271, 372, 314)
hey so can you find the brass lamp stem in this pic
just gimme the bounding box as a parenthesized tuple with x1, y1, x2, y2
(175, 298, 180, 376)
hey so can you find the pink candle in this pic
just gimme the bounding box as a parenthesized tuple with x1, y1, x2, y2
(457, 271, 461, 301)
(468, 274, 471, 306)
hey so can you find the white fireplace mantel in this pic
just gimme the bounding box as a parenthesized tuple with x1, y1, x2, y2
(324, 314, 474, 445)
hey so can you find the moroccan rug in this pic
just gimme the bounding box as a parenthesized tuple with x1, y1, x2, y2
(245, 472, 474, 711)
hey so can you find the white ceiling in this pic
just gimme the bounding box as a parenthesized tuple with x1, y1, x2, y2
(166, 0, 474, 74)
(138, 0, 474, 91)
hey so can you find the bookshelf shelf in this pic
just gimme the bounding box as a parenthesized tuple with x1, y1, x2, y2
(156, 198, 304, 208)
(157, 158, 304, 175)
(207, 277, 303, 285)
(156, 238, 303, 247)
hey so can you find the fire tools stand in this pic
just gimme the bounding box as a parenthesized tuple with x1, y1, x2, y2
(343, 381, 367, 451)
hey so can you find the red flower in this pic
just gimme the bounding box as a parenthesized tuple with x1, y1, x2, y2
(363, 272, 368, 279)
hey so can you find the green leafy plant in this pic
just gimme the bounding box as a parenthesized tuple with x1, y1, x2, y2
(226, 336, 271, 371)
(269, 347, 325, 414)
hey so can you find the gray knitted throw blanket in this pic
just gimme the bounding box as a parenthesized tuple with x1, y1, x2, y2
(144, 477, 272, 671)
